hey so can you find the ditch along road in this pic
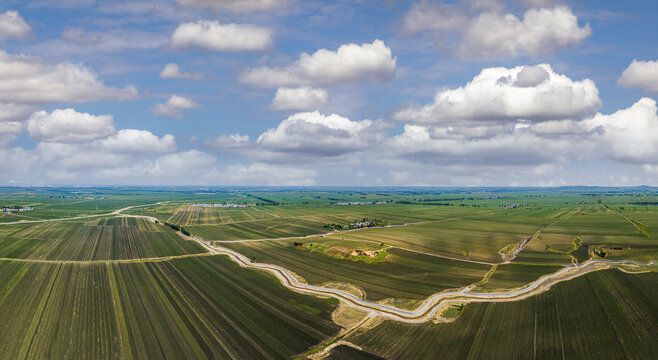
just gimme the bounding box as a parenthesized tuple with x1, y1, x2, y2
(2, 208, 655, 324)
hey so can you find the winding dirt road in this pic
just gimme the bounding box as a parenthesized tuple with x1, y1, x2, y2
(194, 237, 654, 323)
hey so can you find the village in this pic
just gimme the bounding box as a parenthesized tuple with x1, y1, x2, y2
(2, 206, 35, 213)
(499, 203, 528, 209)
(190, 203, 255, 208)
(334, 201, 393, 206)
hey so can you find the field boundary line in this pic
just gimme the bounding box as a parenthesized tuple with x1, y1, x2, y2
(0, 252, 215, 265)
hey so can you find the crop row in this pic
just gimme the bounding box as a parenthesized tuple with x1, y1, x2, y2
(0, 256, 340, 359)
(223, 241, 491, 301)
(347, 269, 658, 359)
(0, 217, 204, 260)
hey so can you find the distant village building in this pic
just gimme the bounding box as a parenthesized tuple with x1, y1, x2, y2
(335, 201, 393, 206)
(49, 195, 105, 200)
(2, 206, 35, 213)
(499, 204, 528, 209)
(190, 203, 255, 208)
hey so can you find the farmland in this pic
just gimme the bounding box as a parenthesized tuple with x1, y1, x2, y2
(1, 186, 657, 359)
(0, 256, 340, 359)
(0, 217, 204, 261)
(223, 242, 491, 301)
(346, 270, 658, 359)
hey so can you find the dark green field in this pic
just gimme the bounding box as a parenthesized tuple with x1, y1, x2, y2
(347, 269, 658, 359)
(475, 263, 563, 291)
(0, 256, 340, 359)
(326, 345, 385, 360)
(223, 242, 491, 301)
(0, 217, 204, 260)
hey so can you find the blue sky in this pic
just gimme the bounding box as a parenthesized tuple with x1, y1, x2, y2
(1, 0, 658, 186)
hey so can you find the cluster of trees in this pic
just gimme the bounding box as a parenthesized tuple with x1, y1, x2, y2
(593, 247, 607, 258)
(163, 222, 191, 236)
(323, 218, 385, 231)
(245, 194, 280, 205)
(164, 222, 180, 231)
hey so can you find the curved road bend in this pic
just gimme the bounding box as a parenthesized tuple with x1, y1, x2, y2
(195, 239, 654, 323)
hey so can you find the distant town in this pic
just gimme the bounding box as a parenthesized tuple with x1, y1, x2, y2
(499, 204, 528, 209)
(190, 203, 256, 208)
(335, 201, 394, 206)
(2, 206, 35, 213)
(49, 195, 105, 200)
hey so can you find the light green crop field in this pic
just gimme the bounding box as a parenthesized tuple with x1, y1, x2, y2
(0, 187, 657, 359)
(315, 217, 541, 264)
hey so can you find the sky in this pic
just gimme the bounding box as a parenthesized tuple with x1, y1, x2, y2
(1, 0, 658, 186)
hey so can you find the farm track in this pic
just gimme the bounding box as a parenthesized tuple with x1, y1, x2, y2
(4, 206, 655, 325)
(0, 202, 167, 226)
(194, 236, 655, 323)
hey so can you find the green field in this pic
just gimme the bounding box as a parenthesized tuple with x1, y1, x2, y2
(0, 255, 340, 359)
(474, 263, 563, 291)
(316, 218, 542, 264)
(347, 269, 658, 359)
(223, 241, 491, 301)
(326, 345, 385, 360)
(0, 217, 204, 260)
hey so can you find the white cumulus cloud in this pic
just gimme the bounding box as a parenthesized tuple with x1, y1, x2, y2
(0, 50, 139, 105)
(100, 129, 176, 153)
(271, 87, 328, 111)
(0, 11, 31, 43)
(171, 20, 273, 52)
(618, 60, 658, 92)
(395, 64, 600, 124)
(27, 109, 116, 143)
(257, 111, 384, 156)
(160, 63, 202, 80)
(583, 98, 658, 164)
(459, 6, 591, 59)
(152, 95, 200, 118)
(240, 39, 396, 87)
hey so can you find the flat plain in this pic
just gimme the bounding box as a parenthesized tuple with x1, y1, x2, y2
(1, 187, 657, 359)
